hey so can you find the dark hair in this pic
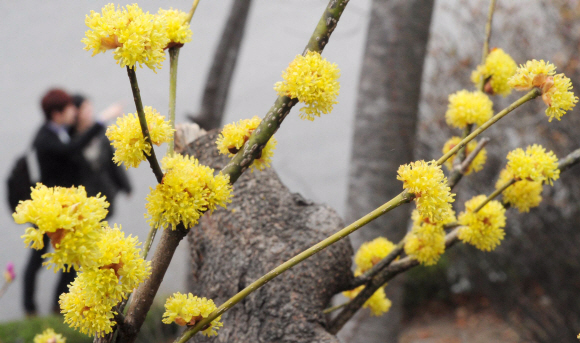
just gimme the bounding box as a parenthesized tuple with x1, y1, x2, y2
(41, 88, 73, 121)
(71, 94, 87, 109)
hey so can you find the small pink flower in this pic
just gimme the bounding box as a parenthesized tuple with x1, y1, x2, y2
(4, 262, 15, 283)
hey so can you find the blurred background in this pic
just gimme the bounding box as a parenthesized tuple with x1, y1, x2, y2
(1, 0, 580, 342)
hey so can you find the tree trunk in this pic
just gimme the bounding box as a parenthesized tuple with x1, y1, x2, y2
(341, 1, 434, 342)
(184, 131, 354, 343)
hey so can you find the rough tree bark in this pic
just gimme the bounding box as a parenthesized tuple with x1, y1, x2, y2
(341, 1, 434, 342)
(189, 0, 253, 130)
(184, 131, 354, 343)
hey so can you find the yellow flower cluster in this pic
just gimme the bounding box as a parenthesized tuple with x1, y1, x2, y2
(354, 237, 396, 275)
(471, 48, 517, 96)
(13, 184, 108, 271)
(34, 328, 66, 343)
(13, 185, 150, 337)
(404, 210, 455, 266)
(458, 195, 506, 251)
(216, 116, 277, 171)
(106, 106, 174, 169)
(505, 144, 560, 185)
(158, 8, 192, 46)
(60, 226, 151, 337)
(274, 51, 340, 121)
(508, 60, 556, 91)
(496, 169, 542, 213)
(162, 292, 223, 337)
(445, 90, 493, 129)
(83, 4, 169, 71)
(343, 286, 392, 316)
(442, 137, 487, 175)
(146, 154, 232, 230)
(397, 160, 455, 222)
(508, 59, 578, 121)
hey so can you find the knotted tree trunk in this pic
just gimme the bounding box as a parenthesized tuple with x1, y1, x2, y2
(184, 131, 354, 343)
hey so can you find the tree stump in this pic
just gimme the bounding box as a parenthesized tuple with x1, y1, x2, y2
(183, 131, 354, 343)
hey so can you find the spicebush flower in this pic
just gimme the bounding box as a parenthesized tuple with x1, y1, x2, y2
(106, 106, 174, 169)
(354, 237, 396, 275)
(158, 8, 192, 47)
(146, 154, 232, 230)
(34, 328, 66, 343)
(505, 144, 559, 185)
(496, 169, 543, 213)
(442, 137, 487, 175)
(471, 48, 517, 96)
(343, 286, 391, 316)
(163, 292, 223, 337)
(445, 90, 493, 129)
(83, 4, 169, 71)
(508, 59, 578, 121)
(274, 51, 340, 121)
(216, 116, 277, 171)
(458, 195, 506, 251)
(404, 210, 455, 266)
(397, 160, 455, 222)
(13, 184, 107, 271)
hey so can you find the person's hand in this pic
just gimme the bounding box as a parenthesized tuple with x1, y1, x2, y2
(99, 102, 124, 122)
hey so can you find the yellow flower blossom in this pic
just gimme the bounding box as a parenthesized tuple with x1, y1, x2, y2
(397, 160, 455, 222)
(354, 237, 396, 275)
(274, 51, 340, 121)
(404, 210, 455, 266)
(106, 107, 174, 169)
(83, 4, 169, 71)
(13, 184, 107, 271)
(343, 286, 391, 316)
(458, 195, 506, 251)
(542, 74, 578, 122)
(509, 60, 577, 121)
(162, 292, 223, 337)
(508, 59, 556, 91)
(505, 144, 560, 185)
(34, 328, 66, 343)
(216, 116, 277, 171)
(442, 137, 487, 175)
(146, 154, 232, 230)
(471, 48, 517, 96)
(158, 8, 192, 47)
(445, 90, 493, 129)
(496, 169, 542, 213)
(59, 281, 116, 337)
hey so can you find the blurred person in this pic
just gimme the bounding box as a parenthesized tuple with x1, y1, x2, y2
(71, 94, 131, 217)
(22, 88, 120, 315)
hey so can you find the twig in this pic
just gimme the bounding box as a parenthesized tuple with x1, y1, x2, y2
(166, 47, 180, 156)
(478, 0, 497, 91)
(459, 137, 490, 173)
(348, 241, 405, 290)
(558, 147, 580, 172)
(323, 301, 348, 314)
(473, 178, 516, 213)
(126, 67, 164, 183)
(437, 88, 540, 166)
(184, 0, 201, 25)
(328, 229, 460, 334)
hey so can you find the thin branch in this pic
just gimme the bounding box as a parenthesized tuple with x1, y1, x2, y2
(166, 47, 180, 156)
(478, 0, 497, 91)
(126, 67, 164, 183)
(459, 137, 490, 173)
(474, 178, 516, 213)
(348, 241, 405, 290)
(191, 0, 253, 130)
(323, 301, 348, 314)
(558, 147, 580, 172)
(184, 0, 201, 25)
(328, 229, 460, 334)
(437, 88, 540, 166)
